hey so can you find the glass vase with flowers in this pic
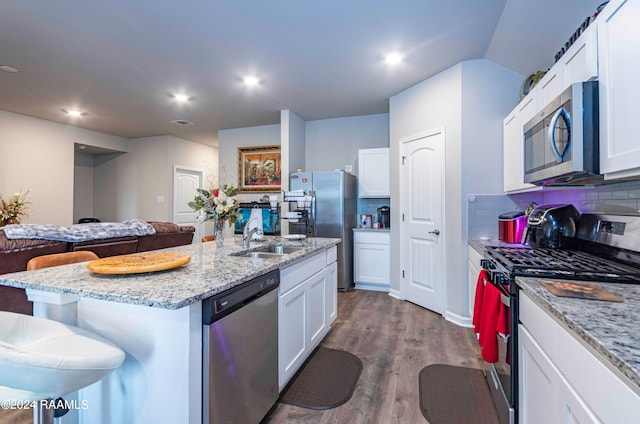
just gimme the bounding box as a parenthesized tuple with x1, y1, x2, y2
(0, 190, 31, 227)
(188, 185, 241, 247)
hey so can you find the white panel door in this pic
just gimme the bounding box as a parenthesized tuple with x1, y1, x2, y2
(173, 166, 203, 243)
(401, 130, 444, 314)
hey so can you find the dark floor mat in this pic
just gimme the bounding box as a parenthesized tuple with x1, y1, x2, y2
(419, 364, 499, 424)
(280, 347, 363, 410)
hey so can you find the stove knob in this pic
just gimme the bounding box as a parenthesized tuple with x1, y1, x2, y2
(480, 259, 495, 270)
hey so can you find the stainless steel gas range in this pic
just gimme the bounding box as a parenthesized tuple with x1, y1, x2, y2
(479, 213, 640, 424)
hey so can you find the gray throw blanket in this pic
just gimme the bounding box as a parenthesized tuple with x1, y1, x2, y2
(3, 219, 156, 242)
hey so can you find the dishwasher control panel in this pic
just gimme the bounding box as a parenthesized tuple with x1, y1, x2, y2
(202, 269, 280, 324)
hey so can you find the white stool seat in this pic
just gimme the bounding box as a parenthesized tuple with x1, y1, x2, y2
(0, 311, 125, 401)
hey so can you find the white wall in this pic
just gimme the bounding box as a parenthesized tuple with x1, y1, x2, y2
(305, 113, 389, 174)
(94, 135, 218, 222)
(281, 110, 306, 193)
(74, 153, 95, 222)
(218, 124, 281, 202)
(0, 109, 127, 225)
(390, 59, 522, 320)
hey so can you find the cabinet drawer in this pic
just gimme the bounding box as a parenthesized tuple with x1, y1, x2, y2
(280, 252, 325, 294)
(354, 231, 390, 244)
(468, 245, 483, 269)
(326, 246, 337, 265)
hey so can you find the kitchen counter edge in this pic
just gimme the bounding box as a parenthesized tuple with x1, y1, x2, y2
(0, 237, 341, 311)
(468, 239, 640, 393)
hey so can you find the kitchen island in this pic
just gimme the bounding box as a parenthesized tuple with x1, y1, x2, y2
(0, 236, 340, 424)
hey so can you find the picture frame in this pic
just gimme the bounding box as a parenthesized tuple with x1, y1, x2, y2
(238, 145, 282, 192)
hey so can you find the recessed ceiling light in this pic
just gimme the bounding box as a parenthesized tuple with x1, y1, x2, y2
(173, 93, 190, 102)
(384, 53, 403, 65)
(78, 145, 86, 150)
(0, 65, 18, 73)
(243, 76, 260, 86)
(170, 119, 194, 126)
(63, 109, 85, 117)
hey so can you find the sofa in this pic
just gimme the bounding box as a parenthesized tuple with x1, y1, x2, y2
(0, 221, 195, 315)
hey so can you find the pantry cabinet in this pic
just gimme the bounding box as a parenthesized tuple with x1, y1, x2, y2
(354, 230, 390, 291)
(519, 292, 640, 423)
(358, 148, 390, 198)
(597, 0, 640, 179)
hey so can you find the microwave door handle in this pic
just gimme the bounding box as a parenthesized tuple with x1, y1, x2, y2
(548, 107, 572, 162)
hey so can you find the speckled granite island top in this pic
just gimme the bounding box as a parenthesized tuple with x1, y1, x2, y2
(0, 236, 340, 310)
(468, 239, 640, 392)
(517, 276, 640, 392)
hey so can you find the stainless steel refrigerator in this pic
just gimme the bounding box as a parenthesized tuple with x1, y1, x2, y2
(290, 171, 356, 291)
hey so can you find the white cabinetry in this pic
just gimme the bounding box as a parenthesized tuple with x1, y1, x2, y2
(502, 21, 598, 193)
(519, 292, 640, 423)
(597, 0, 640, 179)
(354, 231, 390, 291)
(278, 247, 338, 390)
(467, 246, 482, 318)
(358, 148, 390, 198)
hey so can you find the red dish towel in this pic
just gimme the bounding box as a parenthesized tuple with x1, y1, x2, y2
(472, 270, 489, 335)
(478, 283, 501, 363)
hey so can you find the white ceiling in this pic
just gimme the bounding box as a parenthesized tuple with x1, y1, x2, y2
(0, 0, 604, 147)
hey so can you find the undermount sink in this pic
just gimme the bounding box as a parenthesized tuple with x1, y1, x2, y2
(240, 251, 284, 259)
(230, 244, 305, 258)
(255, 244, 305, 255)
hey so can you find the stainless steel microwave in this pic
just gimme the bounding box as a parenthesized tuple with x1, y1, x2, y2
(523, 81, 600, 185)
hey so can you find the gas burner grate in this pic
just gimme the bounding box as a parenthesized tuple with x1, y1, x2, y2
(485, 246, 640, 284)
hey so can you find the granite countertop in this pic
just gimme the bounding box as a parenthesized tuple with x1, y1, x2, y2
(0, 236, 340, 310)
(353, 227, 391, 232)
(517, 277, 640, 392)
(468, 239, 640, 392)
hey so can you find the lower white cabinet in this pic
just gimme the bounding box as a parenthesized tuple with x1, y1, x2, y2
(354, 231, 390, 291)
(278, 247, 338, 390)
(519, 292, 640, 423)
(467, 245, 483, 318)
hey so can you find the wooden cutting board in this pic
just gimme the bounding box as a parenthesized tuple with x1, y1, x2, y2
(87, 252, 191, 275)
(539, 280, 624, 302)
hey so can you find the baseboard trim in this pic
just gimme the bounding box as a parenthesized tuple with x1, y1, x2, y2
(388, 289, 401, 299)
(444, 311, 473, 328)
(354, 283, 390, 293)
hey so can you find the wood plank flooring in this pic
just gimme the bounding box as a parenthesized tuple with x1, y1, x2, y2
(266, 290, 485, 424)
(0, 290, 485, 424)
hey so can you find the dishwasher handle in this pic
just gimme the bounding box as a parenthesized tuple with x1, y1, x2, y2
(202, 269, 280, 325)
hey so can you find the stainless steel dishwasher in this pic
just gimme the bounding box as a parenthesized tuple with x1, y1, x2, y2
(202, 269, 279, 424)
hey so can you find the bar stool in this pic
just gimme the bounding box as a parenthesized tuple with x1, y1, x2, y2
(0, 311, 125, 423)
(26, 251, 99, 271)
(201, 235, 216, 243)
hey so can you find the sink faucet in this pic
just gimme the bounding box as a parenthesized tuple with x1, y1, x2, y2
(242, 218, 262, 249)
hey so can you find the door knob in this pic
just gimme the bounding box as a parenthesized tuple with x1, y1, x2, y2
(429, 229, 440, 235)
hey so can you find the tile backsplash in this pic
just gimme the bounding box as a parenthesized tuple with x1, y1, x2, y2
(357, 198, 390, 222)
(468, 181, 640, 241)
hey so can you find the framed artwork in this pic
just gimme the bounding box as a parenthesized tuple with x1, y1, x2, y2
(238, 145, 282, 192)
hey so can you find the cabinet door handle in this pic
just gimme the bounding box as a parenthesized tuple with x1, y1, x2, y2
(429, 229, 440, 235)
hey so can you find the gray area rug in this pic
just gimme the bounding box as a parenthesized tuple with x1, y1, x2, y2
(280, 347, 363, 410)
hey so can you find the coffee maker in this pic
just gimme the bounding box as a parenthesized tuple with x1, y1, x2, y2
(377, 206, 390, 228)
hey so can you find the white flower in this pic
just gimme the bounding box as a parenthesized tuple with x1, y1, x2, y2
(216, 204, 225, 215)
(216, 192, 227, 203)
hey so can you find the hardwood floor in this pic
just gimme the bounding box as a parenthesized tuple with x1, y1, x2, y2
(0, 290, 484, 424)
(266, 290, 485, 424)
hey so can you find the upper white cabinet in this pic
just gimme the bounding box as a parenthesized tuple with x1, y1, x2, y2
(502, 20, 598, 193)
(503, 106, 537, 193)
(358, 148, 390, 198)
(598, 0, 640, 179)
